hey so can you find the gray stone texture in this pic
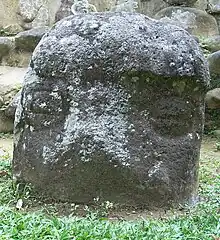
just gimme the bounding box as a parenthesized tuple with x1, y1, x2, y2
(202, 35, 220, 52)
(162, 0, 198, 6)
(211, 13, 220, 32)
(0, 0, 20, 29)
(55, 0, 115, 22)
(55, 0, 72, 22)
(0, 37, 14, 60)
(15, 27, 50, 52)
(0, 66, 25, 132)
(4, 90, 21, 118)
(208, 50, 220, 75)
(13, 12, 209, 208)
(207, 0, 220, 13)
(139, 0, 169, 17)
(0, 24, 23, 36)
(205, 88, 220, 109)
(17, 0, 61, 30)
(193, 0, 208, 11)
(155, 7, 219, 37)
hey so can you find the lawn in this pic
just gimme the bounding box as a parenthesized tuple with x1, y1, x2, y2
(0, 137, 219, 240)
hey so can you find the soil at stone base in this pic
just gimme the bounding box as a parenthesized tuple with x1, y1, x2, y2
(0, 136, 219, 220)
(0, 136, 13, 153)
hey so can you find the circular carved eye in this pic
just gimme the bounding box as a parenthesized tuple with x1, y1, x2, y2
(30, 91, 63, 114)
(149, 97, 194, 136)
(24, 91, 64, 128)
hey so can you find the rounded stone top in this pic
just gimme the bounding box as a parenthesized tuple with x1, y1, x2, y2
(31, 12, 209, 88)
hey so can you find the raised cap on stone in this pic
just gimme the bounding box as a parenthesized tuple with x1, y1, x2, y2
(13, 12, 209, 208)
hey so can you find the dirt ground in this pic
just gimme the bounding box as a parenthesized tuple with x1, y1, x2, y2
(0, 136, 13, 153)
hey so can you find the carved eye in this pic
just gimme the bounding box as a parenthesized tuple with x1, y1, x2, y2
(150, 97, 193, 136)
(23, 91, 64, 128)
(30, 91, 62, 114)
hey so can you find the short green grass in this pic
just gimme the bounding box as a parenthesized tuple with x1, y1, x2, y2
(0, 139, 219, 240)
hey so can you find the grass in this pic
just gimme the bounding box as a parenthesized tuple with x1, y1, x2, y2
(0, 138, 219, 239)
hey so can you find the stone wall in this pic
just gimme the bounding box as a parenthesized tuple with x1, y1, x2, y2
(0, 0, 21, 31)
(0, 0, 219, 33)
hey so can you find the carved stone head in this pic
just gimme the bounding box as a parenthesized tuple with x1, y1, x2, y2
(13, 12, 209, 208)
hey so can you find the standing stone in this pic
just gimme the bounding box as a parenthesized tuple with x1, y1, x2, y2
(13, 12, 209, 208)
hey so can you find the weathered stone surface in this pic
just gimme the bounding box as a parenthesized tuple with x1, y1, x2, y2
(17, 0, 61, 30)
(155, 7, 219, 37)
(0, 66, 25, 97)
(92, 0, 115, 11)
(205, 88, 220, 109)
(0, 24, 23, 36)
(162, 0, 198, 6)
(4, 90, 21, 118)
(55, 0, 115, 22)
(193, 0, 208, 11)
(0, 66, 25, 132)
(207, 0, 220, 13)
(0, 37, 14, 60)
(202, 35, 220, 53)
(139, 0, 169, 17)
(0, 0, 20, 29)
(54, 0, 72, 22)
(0, 115, 14, 133)
(211, 13, 220, 32)
(15, 27, 50, 52)
(2, 51, 32, 68)
(13, 12, 209, 208)
(206, 0, 220, 31)
(208, 50, 220, 75)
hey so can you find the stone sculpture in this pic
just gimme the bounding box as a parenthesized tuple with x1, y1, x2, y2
(71, 0, 97, 15)
(13, 12, 209, 208)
